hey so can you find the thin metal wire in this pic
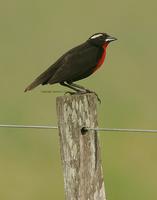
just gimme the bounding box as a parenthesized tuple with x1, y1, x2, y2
(0, 124, 157, 133)
(0, 124, 58, 129)
(84, 127, 157, 133)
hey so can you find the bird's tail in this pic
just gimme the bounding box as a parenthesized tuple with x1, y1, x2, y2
(24, 79, 41, 92)
(24, 64, 58, 92)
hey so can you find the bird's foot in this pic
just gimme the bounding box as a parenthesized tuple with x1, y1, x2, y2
(84, 89, 101, 103)
(64, 91, 77, 95)
(64, 90, 86, 96)
(64, 90, 101, 103)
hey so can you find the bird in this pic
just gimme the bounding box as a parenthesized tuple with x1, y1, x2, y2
(24, 33, 117, 98)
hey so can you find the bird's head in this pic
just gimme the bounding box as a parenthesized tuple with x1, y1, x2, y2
(88, 33, 117, 46)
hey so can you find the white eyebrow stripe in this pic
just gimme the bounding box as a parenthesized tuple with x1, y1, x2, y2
(90, 33, 103, 39)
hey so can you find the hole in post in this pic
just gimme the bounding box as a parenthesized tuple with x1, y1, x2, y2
(81, 127, 88, 135)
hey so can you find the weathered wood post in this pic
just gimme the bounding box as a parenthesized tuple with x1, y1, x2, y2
(56, 93, 106, 200)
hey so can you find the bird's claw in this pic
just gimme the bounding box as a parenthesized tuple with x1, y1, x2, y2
(64, 90, 101, 103)
(81, 89, 101, 103)
(64, 91, 76, 95)
(88, 91, 101, 103)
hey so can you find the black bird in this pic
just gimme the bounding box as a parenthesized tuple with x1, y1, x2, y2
(24, 33, 117, 94)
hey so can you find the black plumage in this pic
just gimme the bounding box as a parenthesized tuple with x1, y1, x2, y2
(25, 33, 116, 92)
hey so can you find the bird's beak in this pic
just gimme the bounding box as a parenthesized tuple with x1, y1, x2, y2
(106, 36, 117, 42)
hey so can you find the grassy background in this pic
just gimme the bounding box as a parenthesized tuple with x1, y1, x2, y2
(0, 0, 157, 199)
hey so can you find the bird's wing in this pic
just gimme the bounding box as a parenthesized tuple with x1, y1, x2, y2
(48, 43, 102, 84)
(25, 42, 102, 92)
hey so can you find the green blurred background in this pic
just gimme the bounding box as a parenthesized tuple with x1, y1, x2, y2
(0, 0, 157, 199)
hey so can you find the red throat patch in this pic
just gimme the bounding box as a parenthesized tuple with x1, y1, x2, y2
(93, 43, 109, 72)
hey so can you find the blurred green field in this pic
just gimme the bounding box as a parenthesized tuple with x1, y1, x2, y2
(0, 0, 157, 199)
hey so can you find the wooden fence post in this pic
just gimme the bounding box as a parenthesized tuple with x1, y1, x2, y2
(56, 93, 106, 200)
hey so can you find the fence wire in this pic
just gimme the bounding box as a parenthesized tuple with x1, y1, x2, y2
(0, 124, 157, 134)
(0, 124, 58, 129)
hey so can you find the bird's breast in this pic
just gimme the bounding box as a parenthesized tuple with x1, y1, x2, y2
(93, 43, 109, 72)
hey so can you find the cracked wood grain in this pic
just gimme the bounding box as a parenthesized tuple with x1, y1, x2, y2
(56, 93, 106, 200)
